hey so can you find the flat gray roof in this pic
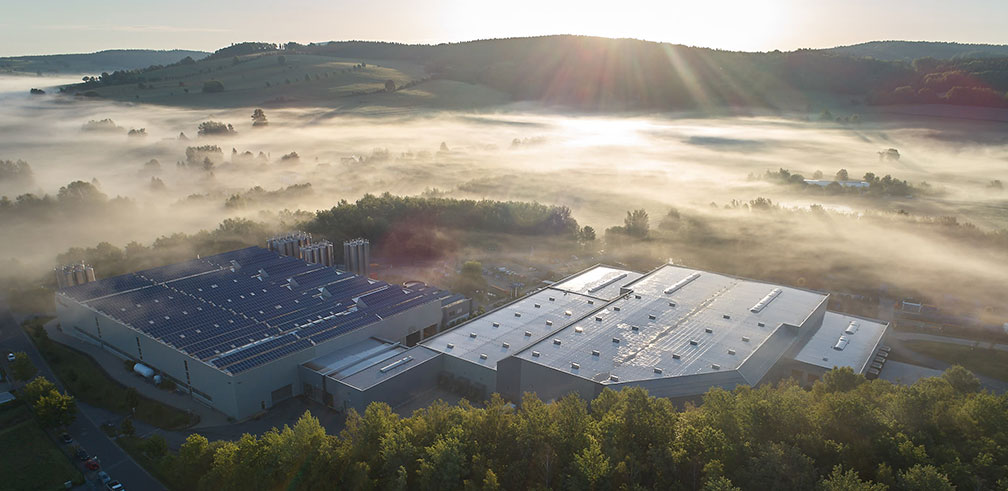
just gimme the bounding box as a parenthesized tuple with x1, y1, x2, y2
(550, 265, 643, 300)
(337, 345, 443, 391)
(303, 337, 406, 378)
(514, 264, 828, 384)
(794, 312, 888, 373)
(423, 287, 603, 368)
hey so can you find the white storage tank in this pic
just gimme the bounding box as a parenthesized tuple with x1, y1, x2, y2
(133, 363, 155, 378)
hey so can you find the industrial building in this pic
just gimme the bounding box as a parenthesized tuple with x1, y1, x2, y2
(55, 247, 444, 420)
(326, 264, 890, 413)
(55, 249, 889, 420)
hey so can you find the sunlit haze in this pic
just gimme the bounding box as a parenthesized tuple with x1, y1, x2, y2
(1, 0, 1006, 56)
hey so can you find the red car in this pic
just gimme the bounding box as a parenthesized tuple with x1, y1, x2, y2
(85, 458, 101, 471)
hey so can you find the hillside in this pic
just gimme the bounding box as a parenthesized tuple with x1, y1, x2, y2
(825, 40, 1008, 62)
(0, 49, 209, 74)
(58, 37, 1008, 111)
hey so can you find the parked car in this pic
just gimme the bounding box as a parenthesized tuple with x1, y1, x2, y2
(106, 480, 124, 491)
(96, 471, 111, 484)
(85, 458, 100, 471)
(75, 448, 88, 461)
(60, 433, 73, 445)
(6, 353, 14, 362)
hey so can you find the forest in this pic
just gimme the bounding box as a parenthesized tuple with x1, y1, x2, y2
(133, 367, 1005, 490)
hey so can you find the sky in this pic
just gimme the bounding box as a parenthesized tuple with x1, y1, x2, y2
(1, 0, 1006, 57)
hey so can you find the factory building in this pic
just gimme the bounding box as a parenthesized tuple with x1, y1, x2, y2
(330, 264, 890, 413)
(266, 231, 313, 259)
(343, 238, 370, 277)
(300, 240, 335, 267)
(55, 247, 442, 420)
(55, 262, 97, 288)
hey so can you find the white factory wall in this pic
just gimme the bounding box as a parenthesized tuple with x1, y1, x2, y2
(496, 355, 601, 402)
(441, 355, 497, 397)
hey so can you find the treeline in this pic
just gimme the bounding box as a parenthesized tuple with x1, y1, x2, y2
(55, 218, 282, 281)
(759, 168, 927, 197)
(134, 367, 1006, 490)
(0, 159, 34, 185)
(0, 180, 131, 223)
(304, 194, 580, 262)
(224, 183, 312, 209)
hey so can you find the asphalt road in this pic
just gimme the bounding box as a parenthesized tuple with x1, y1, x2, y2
(0, 298, 165, 491)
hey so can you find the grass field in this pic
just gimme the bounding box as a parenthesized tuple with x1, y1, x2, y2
(22, 318, 197, 429)
(905, 340, 1008, 381)
(0, 401, 83, 490)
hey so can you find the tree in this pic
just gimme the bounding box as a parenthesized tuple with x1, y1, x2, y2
(579, 225, 596, 242)
(202, 80, 225, 93)
(385, 79, 396, 92)
(813, 170, 824, 179)
(20, 376, 56, 403)
(35, 389, 77, 428)
(251, 109, 268, 127)
(624, 209, 650, 239)
(197, 121, 236, 136)
(819, 465, 888, 491)
(121, 417, 135, 437)
(836, 168, 849, 181)
(9, 352, 36, 382)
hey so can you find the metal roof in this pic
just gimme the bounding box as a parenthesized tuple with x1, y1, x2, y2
(794, 312, 888, 373)
(513, 264, 829, 385)
(60, 247, 435, 375)
(423, 286, 602, 368)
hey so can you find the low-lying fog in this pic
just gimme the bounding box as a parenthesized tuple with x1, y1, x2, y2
(1, 75, 1006, 308)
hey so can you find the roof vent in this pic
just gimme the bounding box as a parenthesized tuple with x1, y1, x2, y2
(844, 321, 860, 335)
(609, 375, 620, 382)
(546, 320, 553, 326)
(757, 321, 765, 327)
(728, 349, 736, 355)
(565, 310, 572, 316)
(469, 332, 477, 338)
(514, 312, 521, 317)
(833, 336, 849, 351)
(595, 316, 603, 322)
(663, 272, 701, 294)
(705, 327, 713, 333)
(592, 349, 600, 356)
(588, 300, 594, 305)
(447, 343, 455, 349)
(612, 337, 620, 344)
(750, 288, 782, 313)
(631, 325, 639, 331)
(479, 353, 488, 360)
(711, 363, 721, 370)
(379, 356, 414, 373)
(574, 326, 584, 333)
(635, 294, 642, 299)
(742, 336, 750, 342)
(502, 342, 510, 349)
(534, 303, 541, 308)
(571, 362, 580, 369)
(722, 314, 731, 320)
(492, 322, 500, 327)
(613, 306, 621, 312)
(654, 367, 663, 374)
(648, 314, 657, 320)
(525, 330, 532, 336)
(672, 353, 681, 360)
(549, 297, 555, 301)
(553, 339, 562, 345)
(669, 302, 676, 307)
(689, 339, 699, 346)
(532, 351, 540, 357)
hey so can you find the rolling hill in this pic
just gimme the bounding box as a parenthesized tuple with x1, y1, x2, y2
(0, 49, 209, 74)
(823, 41, 1008, 62)
(56, 37, 1008, 112)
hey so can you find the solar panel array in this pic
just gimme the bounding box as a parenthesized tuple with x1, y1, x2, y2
(67, 247, 432, 374)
